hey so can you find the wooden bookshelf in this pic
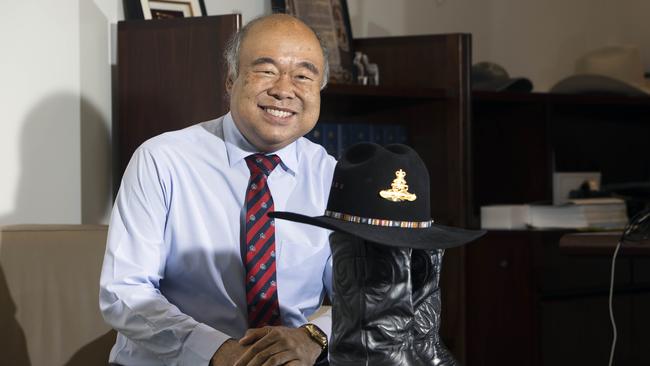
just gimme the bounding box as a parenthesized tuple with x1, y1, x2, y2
(323, 83, 448, 99)
(466, 90, 650, 365)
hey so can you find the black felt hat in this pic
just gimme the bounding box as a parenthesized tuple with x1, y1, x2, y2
(270, 143, 486, 249)
(472, 61, 533, 92)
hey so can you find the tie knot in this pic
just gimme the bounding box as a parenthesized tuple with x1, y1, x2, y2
(245, 154, 281, 176)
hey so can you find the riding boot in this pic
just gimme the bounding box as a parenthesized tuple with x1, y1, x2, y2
(329, 232, 423, 366)
(411, 249, 459, 366)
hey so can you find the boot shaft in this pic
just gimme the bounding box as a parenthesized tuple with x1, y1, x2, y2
(329, 233, 422, 366)
(411, 249, 459, 366)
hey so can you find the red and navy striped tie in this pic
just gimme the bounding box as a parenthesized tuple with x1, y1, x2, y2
(244, 153, 282, 328)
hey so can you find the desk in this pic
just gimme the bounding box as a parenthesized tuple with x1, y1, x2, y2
(559, 232, 650, 256)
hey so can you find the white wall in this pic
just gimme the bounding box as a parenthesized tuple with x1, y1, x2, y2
(347, 0, 650, 91)
(0, 0, 648, 225)
(1, 1, 82, 225)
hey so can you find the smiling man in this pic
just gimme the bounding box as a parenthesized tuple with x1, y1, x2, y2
(100, 14, 336, 366)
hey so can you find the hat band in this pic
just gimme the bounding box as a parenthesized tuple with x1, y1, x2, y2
(324, 210, 433, 228)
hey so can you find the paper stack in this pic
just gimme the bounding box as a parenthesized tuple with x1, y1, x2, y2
(480, 205, 529, 229)
(527, 198, 628, 230)
(480, 198, 628, 230)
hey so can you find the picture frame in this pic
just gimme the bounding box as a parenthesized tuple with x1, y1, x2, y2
(271, 0, 355, 84)
(124, 0, 207, 20)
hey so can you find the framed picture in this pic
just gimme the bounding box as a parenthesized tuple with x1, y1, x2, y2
(124, 0, 207, 20)
(272, 0, 355, 84)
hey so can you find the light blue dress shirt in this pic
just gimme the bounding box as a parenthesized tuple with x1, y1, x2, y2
(100, 113, 336, 366)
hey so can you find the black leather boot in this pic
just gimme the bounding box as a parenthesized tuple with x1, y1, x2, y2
(411, 249, 459, 366)
(329, 232, 424, 366)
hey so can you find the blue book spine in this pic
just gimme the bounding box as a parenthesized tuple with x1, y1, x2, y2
(306, 124, 323, 145)
(321, 123, 339, 158)
(383, 124, 398, 145)
(395, 124, 408, 145)
(338, 123, 348, 158)
(340, 123, 372, 155)
(370, 124, 384, 145)
(349, 123, 371, 144)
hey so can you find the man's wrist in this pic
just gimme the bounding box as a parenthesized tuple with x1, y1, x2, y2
(300, 323, 328, 352)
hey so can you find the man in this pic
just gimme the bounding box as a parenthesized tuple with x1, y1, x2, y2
(100, 14, 335, 366)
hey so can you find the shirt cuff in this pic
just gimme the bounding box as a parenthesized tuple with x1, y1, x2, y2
(179, 323, 232, 366)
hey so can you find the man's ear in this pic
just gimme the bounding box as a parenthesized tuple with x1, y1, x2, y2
(225, 76, 234, 94)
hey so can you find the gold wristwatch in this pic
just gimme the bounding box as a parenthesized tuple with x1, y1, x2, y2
(301, 323, 328, 351)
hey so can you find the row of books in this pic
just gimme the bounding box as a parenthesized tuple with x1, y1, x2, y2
(305, 123, 408, 158)
(480, 198, 629, 230)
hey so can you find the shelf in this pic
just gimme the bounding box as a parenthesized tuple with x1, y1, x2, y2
(559, 231, 650, 256)
(323, 83, 448, 99)
(473, 90, 650, 106)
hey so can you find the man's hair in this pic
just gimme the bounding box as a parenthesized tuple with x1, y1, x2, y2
(224, 14, 330, 90)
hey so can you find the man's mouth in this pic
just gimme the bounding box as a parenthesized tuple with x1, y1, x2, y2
(262, 106, 295, 119)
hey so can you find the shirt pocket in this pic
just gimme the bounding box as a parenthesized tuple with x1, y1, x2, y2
(276, 240, 329, 306)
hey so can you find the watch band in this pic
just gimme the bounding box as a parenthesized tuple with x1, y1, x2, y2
(300, 323, 328, 351)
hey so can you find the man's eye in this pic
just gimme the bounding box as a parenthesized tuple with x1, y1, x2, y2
(256, 70, 276, 76)
(296, 74, 313, 81)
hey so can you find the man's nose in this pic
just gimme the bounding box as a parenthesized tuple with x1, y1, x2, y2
(268, 74, 295, 99)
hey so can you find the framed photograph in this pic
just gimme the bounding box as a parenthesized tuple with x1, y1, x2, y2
(272, 0, 355, 84)
(124, 0, 207, 20)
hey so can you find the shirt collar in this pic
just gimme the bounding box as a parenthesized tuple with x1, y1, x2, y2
(223, 112, 298, 175)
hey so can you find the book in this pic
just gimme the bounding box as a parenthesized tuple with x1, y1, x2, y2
(480, 198, 628, 230)
(305, 124, 323, 145)
(480, 205, 529, 229)
(527, 199, 628, 230)
(320, 123, 339, 158)
(339, 123, 372, 157)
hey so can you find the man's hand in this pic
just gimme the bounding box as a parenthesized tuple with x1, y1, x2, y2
(233, 326, 322, 366)
(211, 339, 249, 366)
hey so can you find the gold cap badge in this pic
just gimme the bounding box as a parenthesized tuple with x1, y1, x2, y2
(379, 169, 417, 202)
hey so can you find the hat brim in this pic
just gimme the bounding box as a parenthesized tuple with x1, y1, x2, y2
(550, 74, 650, 97)
(270, 211, 486, 249)
(473, 77, 533, 92)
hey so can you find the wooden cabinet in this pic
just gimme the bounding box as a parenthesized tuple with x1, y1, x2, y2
(470, 91, 650, 223)
(116, 14, 240, 181)
(321, 34, 473, 360)
(466, 92, 650, 365)
(466, 230, 650, 366)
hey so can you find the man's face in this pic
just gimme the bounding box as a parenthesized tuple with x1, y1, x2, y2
(228, 17, 325, 152)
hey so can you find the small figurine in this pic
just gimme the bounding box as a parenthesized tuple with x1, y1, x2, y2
(362, 53, 379, 86)
(353, 51, 367, 85)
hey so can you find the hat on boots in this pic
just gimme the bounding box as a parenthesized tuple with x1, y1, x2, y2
(270, 143, 485, 249)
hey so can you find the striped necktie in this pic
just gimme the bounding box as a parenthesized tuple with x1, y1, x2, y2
(244, 153, 282, 328)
